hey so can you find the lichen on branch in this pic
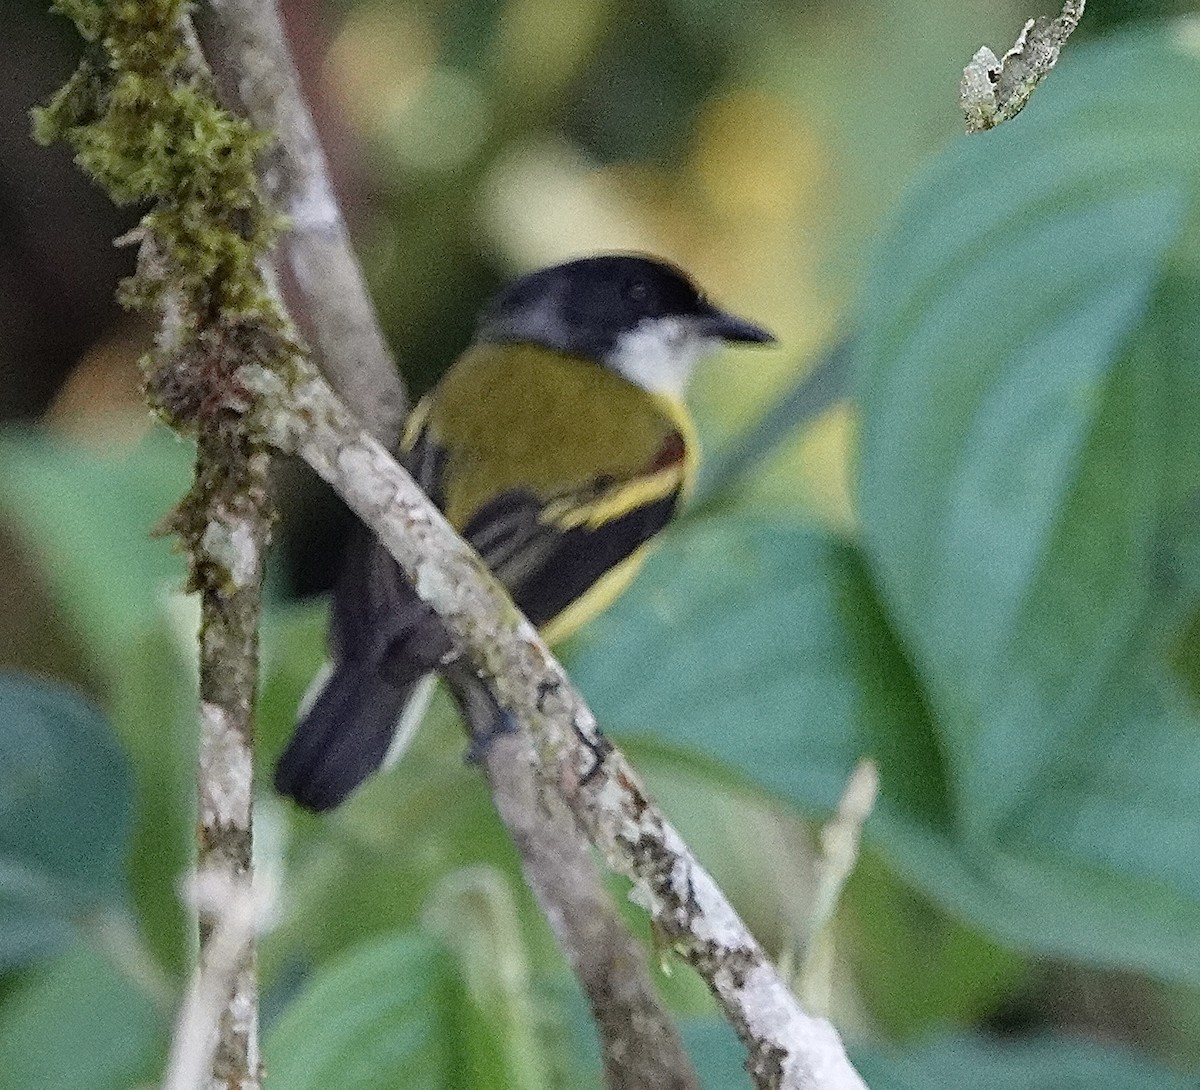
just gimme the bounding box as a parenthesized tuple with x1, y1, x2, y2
(960, 0, 1086, 132)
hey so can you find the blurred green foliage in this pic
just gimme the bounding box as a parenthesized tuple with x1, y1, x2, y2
(0, 674, 134, 968)
(4, 3, 1200, 1089)
(856, 26, 1200, 982)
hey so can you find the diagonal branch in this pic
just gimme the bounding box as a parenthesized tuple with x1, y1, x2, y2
(482, 727, 700, 1090)
(195, 4, 699, 1086)
(244, 361, 869, 1090)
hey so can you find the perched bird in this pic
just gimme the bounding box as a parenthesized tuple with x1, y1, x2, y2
(275, 254, 774, 811)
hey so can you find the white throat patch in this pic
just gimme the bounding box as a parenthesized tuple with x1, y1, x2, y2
(608, 317, 719, 397)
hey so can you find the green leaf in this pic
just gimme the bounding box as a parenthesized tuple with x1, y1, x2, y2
(850, 25, 1200, 980)
(570, 518, 944, 825)
(858, 25, 1200, 831)
(264, 931, 477, 1090)
(0, 944, 166, 1090)
(860, 189, 1188, 837)
(0, 673, 134, 968)
(569, 503, 1200, 984)
(0, 430, 191, 674)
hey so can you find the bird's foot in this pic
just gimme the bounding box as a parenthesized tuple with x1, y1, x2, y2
(465, 709, 520, 765)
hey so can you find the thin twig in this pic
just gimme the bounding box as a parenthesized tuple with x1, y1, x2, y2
(197, 0, 407, 445)
(961, 0, 1086, 132)
(243, 362, 869, 1090)
(798, 761, 879, 1017)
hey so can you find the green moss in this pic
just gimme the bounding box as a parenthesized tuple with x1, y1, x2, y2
(33, 0, 287, 333)
(45, 0, 104, 40)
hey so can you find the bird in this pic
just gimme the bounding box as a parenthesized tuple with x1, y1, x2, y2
(274, 254, 775, 811)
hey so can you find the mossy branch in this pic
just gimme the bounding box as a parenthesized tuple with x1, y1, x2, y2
(34, 0, 282, 323)
(33, 3, 297, 1087)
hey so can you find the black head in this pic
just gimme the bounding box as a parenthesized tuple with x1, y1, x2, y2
(475, 255, 774, 391)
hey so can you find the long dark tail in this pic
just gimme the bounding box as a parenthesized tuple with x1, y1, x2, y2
(274, 662, 425, 812)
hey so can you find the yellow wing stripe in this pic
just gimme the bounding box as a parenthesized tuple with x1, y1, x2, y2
(397, 342, 697, 644)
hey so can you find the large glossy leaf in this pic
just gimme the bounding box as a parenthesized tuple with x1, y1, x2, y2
(848, 26, 1200, 977)
(842, 852, 1023, 1040)
(0, 944, 165, 1090)
(0, 673, 134, 968)
(0, 435, 196, 974)
(858, 26, 1200, 838)
(570, 506, 1200, 983)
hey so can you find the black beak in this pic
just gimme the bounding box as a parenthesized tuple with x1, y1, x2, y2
(695, 303, 776, 345)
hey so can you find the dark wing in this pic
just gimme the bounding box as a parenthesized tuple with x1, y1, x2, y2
(460, 486, 681, 629)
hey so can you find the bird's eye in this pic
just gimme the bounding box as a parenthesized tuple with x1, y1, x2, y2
(624, 280, 650, 305)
